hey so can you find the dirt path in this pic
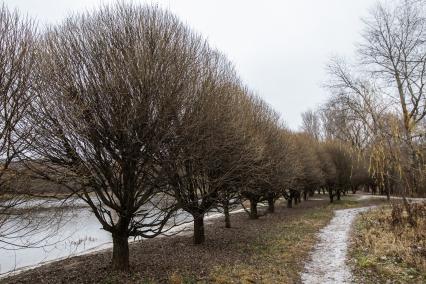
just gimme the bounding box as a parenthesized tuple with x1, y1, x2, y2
(300, 206, 372, 284)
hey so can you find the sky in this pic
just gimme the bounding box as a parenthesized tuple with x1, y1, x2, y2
(4, 0, 376, 130)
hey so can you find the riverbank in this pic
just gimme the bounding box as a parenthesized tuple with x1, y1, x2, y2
(2, 194, 387, 284)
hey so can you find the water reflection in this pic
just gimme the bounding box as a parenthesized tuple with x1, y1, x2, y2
(0, 208, 112, 275)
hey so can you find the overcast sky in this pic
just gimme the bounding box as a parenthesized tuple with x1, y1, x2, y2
(5, 0, 375, 129)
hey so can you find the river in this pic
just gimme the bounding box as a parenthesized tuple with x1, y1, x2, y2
(0, 198, 203, 276)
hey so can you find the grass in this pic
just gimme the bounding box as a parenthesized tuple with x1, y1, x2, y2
(207, 208, 332, 283)
(349, 203, 426, 284)
(170, 197, 385, 284)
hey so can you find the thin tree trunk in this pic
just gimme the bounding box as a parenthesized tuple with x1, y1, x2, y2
(193, 214, 205, 244)
(287, 197, 293, 208)
(402, 196, 417, 227)
(385, 176, 391, 201)
(249, 199, 258, 219)
(112, 233, 130, 271)
(224, 202, 231, 228)
(329, 189, 334, 203)
(267, 195, 275, 213)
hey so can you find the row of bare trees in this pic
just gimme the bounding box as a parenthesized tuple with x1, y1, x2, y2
(0, 2, 367, 272)
(302, 0, 426, 202)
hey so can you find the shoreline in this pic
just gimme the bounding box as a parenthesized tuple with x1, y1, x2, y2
(1, 194, 391, 283)
(0, 203, 265, 279)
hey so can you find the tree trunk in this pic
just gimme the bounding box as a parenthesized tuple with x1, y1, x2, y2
(224, 202, 231, 228)
(267, 195, 275, 213)
(193, 214, 205, 244)
(337, 190, 341, 201)
(249, 199, 258, 219)
(112, 233, 130, 271)
(402, 196, 417, 227)
(303, 191, 307, 201)
(287, 197, 293, 208)
(385, 177, 391, 201)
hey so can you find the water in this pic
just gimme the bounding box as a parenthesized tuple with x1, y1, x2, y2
(0, 206, 112, 275)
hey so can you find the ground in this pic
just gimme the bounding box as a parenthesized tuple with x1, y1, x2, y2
(2, 195, 386, 284)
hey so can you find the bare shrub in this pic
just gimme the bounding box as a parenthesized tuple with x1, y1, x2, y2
(390, 203, 404, 226)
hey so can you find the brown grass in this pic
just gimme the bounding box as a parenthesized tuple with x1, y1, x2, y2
(349, 202, 426, 284)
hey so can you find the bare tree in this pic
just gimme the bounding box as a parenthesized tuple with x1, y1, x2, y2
(321, 0, 426, 202)
(214, 89, 261, 228)
(0, 4, 36, 247)
(323, 141, 353, 202)
(301, 109, 321, 141)
(238, 97, 278, 219)
(294, 133, 324, 201)
(267, 129, 300, 211)
(162, 48, 257, 243)
(25, 4, 206, 271)
(236, 96, 299, 217)
(360, 0, 426, 194)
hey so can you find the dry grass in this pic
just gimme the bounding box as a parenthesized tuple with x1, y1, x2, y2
(350, 202, 426, 283)
(208, 209, 333, 283)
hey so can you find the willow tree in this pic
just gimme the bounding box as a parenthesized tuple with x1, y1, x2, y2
(359, 0, 426, 195)
(161, 48, 252, 243)
(294, 133, 324, 201)
(27, 4, 205, 271)
(322, 142, 353, 202)
(237, 96, 297, 218)
(214, 89, 261, 228)
(322, 0, 426, 198)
